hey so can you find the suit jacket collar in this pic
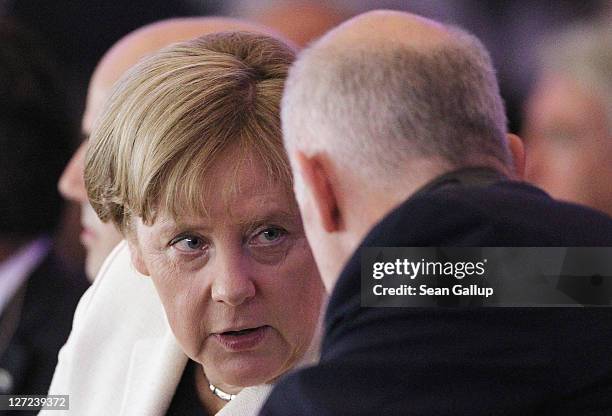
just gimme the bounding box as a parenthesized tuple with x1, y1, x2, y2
(322, 167, 509, 351)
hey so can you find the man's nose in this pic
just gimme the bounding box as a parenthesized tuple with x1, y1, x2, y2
(58, 141, 88, 202)
(210, 251, 256, 306)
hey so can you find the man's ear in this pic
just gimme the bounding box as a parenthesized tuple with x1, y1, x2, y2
(127, 238, 150, 276)
(295, 151, 341, 233)
(507, 133, 525, 179)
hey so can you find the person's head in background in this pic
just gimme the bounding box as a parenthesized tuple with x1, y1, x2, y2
(523, 23, 612, 217)
(0, 18, 76, 260)
(234, 0, 347, 48)
(280, 10, 524, 291)
(58, 17, 279, 281)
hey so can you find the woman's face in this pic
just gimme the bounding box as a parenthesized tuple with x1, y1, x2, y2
(129, 154, 325, 391)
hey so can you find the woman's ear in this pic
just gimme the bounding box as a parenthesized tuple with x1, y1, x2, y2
(127, 238, 150, 277)
(295, 151, 341, 233)
(507, 133, 525, 179)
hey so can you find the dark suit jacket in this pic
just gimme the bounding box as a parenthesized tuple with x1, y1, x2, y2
(0, 252, 88, 416)
(261, 171, 612, 415)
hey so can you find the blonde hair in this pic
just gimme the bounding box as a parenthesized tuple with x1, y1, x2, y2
(85, 31, 295, 234)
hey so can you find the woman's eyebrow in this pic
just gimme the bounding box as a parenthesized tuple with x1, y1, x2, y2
(155, 208, 299, 235)
(157, 220, 213, 236)
(238, 210, 299, 227)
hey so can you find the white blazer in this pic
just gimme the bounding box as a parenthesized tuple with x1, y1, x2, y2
(42, 241, 273, 416)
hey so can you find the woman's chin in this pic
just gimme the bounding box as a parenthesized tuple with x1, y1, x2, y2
(204, 353, 289, 389)
(199, 328, 297, 388)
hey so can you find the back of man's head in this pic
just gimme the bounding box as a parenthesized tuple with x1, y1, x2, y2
(283, 10, 511, 195)
(281, 10, 520, 290)
(0, 19, 75, 240)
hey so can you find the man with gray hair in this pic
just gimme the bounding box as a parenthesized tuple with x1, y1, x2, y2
(261, 10, 612, 415)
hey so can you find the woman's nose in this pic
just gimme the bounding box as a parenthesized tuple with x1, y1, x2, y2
(211, 252, 256, 306)
(58, 141, 89, 202)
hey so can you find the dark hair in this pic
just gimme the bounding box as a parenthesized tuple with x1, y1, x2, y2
(0, 18, 77, 237)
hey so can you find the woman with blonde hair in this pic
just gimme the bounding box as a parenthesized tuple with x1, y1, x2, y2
(84, 31, 325, 415)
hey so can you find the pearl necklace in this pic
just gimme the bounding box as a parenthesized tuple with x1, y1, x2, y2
(209, 384, 236, 401)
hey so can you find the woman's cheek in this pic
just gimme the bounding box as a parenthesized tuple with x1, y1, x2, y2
(166, 280, 207, 358)
(149, 258, 196, 338)
(290, 237, 320, 281)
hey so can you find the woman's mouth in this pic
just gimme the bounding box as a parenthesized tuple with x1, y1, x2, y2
(213, 326, 270, 352)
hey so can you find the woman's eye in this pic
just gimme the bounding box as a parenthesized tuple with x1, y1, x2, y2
(171, 235, 207, 253)
(251, 227, 287, 246)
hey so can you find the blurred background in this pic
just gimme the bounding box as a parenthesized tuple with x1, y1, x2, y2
(2, 0, 610, 269)
(0, 0, 611, 401)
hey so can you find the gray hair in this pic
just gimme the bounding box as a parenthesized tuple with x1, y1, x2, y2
(282, 25, 510, 186)
(538, 23, 612, 133)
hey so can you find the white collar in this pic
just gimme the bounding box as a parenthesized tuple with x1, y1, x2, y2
(0, 237, 51, 316)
